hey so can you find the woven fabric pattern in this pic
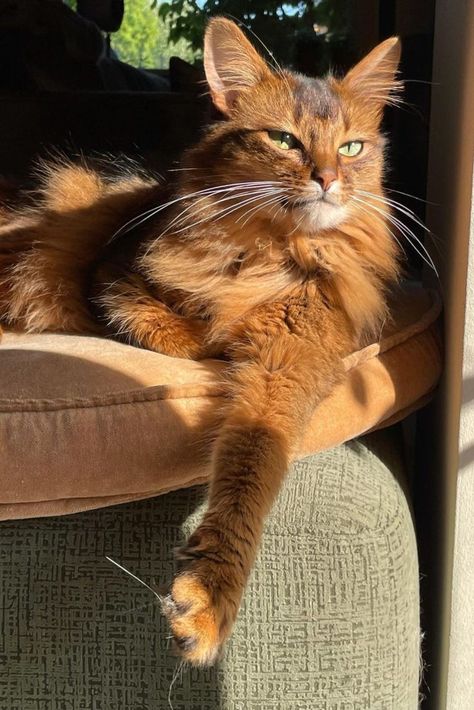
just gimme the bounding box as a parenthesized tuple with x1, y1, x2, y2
(0, 431, 420, 709)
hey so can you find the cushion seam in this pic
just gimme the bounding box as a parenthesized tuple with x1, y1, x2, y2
(0, 327, 440, 413)
(0, 387, 226, 413)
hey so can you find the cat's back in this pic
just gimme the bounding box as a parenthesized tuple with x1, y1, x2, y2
(0, 161, 159, 334)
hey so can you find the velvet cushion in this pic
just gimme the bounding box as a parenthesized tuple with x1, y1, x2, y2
(0, 283, 442, 520)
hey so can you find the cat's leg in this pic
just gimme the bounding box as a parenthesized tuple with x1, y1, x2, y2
(93, 271, 218, 359)
(163, 329, 345, 665)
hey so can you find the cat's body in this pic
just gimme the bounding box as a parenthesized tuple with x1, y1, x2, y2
(0, 19, 401, 665)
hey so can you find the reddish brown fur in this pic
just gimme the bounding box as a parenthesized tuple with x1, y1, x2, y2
(0, 19, 402, 665)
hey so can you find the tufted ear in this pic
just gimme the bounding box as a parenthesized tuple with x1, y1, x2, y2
(342, 37, 402, 107)
(204, 17, 272, 115)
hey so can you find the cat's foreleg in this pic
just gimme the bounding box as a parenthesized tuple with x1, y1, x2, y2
(93, 271, 218, 359)
(163, 332, 344, 665)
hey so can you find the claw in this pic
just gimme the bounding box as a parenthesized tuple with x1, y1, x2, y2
(174, 635, 197, 653)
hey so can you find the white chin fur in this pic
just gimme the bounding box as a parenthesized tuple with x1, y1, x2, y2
(293, 201, 347, 233)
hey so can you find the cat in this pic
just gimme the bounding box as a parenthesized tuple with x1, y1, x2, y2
(0, 18, 401, 666)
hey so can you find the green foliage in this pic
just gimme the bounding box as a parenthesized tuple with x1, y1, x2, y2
(62, 0, 350, 70)
(112, 0, 164, 67)
(112, 0, 198, 68)
(155, 0, 351, 67)
(62, 0, 198, 68)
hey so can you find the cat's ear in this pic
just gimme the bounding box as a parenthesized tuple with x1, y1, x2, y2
(204, 17, 272, 115)
(342, 37, 402, 107)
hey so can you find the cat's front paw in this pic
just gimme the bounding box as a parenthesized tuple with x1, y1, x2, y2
(163, 573, 224, 666)
(162, 533, 243, 666)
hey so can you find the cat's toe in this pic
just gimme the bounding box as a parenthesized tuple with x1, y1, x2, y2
(163, 573, 224, 666)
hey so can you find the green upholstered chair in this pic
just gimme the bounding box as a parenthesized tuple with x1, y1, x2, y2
(0, 428, 420, 709)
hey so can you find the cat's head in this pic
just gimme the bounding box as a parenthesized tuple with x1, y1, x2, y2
(191, 17, 401, 236)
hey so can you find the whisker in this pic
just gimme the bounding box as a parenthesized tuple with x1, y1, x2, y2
(271, 196, 290, 224)
(286, 208, 307, 237)
(141, 189, 280, 257)
(117, 600, 156, 616)
(349, 198, 405, 255)
(385, 187, 438, 206)
(114, 186, 253, 242)
(351, 195, 438, 275)
(168, 659, 188, 710)
(238, 193, 288, 227)
(357, 189, 445, 259)
(168, 189, 286, 237)
(215, 190, 283, 226)
(352, 195, 419, 258)
(356, 189, 431, 233)
(403, 79, 440, 86)
(109, 181, 282, 242)
(105, 556, 163, 602)
(159, 185, 282, 238)
(380, 211, 438, 273)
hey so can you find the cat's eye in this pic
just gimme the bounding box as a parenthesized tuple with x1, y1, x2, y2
(338, 141, 364, 157)
(267, 130, 298, 151)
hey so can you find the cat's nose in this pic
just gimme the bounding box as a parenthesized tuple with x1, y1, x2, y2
(313, 168, 338, 192)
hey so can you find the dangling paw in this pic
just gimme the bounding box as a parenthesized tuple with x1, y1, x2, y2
(162, 531, 244, 666)
(163, 572, 225, 666)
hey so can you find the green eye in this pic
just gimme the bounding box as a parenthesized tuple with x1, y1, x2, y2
(268, 130, 297, 150)
(338, 141, 363, 157)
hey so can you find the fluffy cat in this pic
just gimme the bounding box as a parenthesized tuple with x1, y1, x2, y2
(0, 18, 401, 665)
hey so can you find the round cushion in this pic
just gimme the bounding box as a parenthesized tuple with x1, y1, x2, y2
(0, 283, 442, 520)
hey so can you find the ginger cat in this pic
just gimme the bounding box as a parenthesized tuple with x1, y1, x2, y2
(0, 18, 401, 666)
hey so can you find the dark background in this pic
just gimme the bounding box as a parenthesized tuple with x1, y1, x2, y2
(0, 0, 435, 222)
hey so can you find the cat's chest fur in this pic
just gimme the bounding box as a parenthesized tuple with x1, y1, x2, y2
(141, 224, 310, 325)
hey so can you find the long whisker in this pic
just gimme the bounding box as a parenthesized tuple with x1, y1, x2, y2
(357, 189, 445, 259)
(238, 193, 289, 227)
(105, 556, 163, 602)
(171, 189, 286, 236)
(286, 206, 307, 237)
(168, 659, 188, 710)
(109, 181, 281, 242)
(208, 190, 286, 230)
(348, 199, 405, 255)
(271, 196, 290, 224)
(159, 186, 282, 238)
(385, 187, 438, 206)
(379, 209, 438, 274)
(356, 189, 431, 234)
(152, 191, 283, 251)
(351, 195, 427, 265)
(263, 194, 291, 226)
(141, 188, 285, 257)
(351, 196, 412, 259)
(351, 195, 438, 275)
(114, 184, 264, 240)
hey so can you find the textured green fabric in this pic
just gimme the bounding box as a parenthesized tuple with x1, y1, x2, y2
(0, 431, 420, 709)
